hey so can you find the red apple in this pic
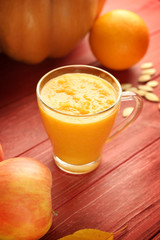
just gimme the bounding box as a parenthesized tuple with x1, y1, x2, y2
(0, 157, 53, 240)
(0, 144, 4, 161)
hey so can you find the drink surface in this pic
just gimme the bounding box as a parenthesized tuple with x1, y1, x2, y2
(40, 73, 117, 115)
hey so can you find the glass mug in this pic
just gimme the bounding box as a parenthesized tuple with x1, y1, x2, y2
(36, 65, 142, 174)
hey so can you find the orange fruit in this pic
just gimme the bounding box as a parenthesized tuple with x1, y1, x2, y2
(89, 9, 150, 70)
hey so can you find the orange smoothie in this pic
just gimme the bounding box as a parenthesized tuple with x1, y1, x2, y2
(38, 73, 119, 171)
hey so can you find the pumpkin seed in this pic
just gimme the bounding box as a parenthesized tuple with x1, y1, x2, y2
(123, 107, 134, 118)
(144, 92, 159, 102)
(141, 68, 156, 76)
(127, 87, 138, 92)
(136, 89, 146, 96)
(138, 74, 151, 82)
(141, 62, 153, 69)
(138, 85, 153, 92)
(130, 89, 145, 95)
(133, 89, 141, 95)
(121, 83, 132, 91)
(146, 80, 159, 87)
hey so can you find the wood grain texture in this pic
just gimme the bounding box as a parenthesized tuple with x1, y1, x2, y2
(41, 138, 160, 240)
(0, 0, 160, 239)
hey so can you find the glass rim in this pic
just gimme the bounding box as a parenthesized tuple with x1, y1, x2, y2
(36, 65, 122, 117)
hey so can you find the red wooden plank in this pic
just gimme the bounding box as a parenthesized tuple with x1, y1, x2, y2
(0, 94, 46, 158)
(40, 138, 160, 240)
(152, 233, 160, 240)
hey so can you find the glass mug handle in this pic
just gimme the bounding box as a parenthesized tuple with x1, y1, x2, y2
(107, 91, 143, 142)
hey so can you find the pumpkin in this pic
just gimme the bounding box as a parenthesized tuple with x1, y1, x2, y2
(0, 0, 105, 64)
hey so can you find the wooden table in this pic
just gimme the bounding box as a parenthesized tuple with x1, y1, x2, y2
(0, 0, 160, 239)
